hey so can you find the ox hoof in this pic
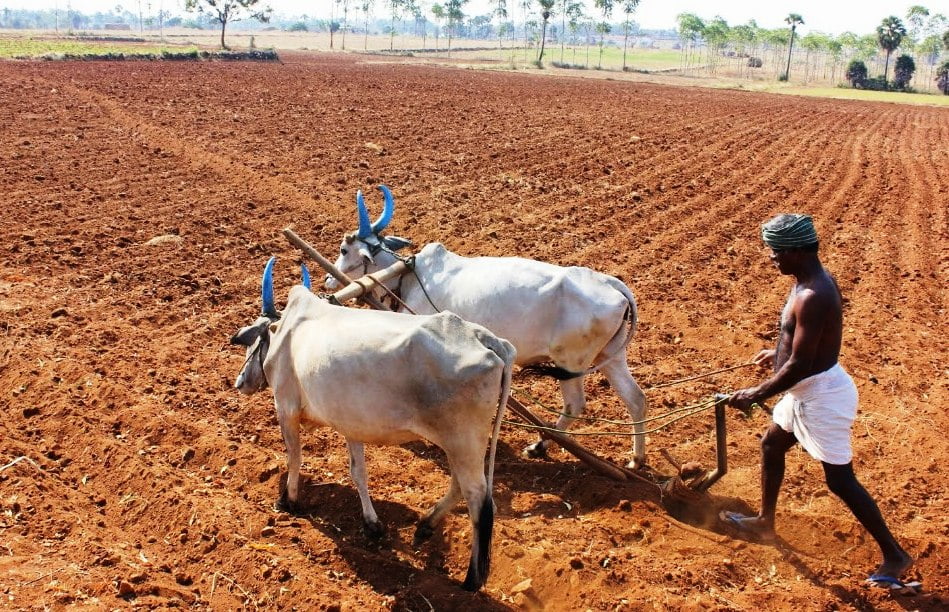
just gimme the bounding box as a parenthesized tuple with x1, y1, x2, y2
(413, 521, 435, 545)
(362, 520, 385, 540)
(461, 568, 484, 592)
(276, 494, 303, 516)
(523, 442, 549, 460)
(625, 458, 646, 472)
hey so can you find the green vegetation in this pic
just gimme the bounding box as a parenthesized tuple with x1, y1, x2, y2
(772, 85, 949, 106)
(0, 37, 191, 58)
(0, 36, 278, 61)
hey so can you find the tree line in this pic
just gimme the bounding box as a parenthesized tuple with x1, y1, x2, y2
(4, 1, 948, 93)
(675, 7, 948, 93)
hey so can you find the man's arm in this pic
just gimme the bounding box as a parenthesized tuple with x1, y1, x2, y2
(729, 289, 827, 409)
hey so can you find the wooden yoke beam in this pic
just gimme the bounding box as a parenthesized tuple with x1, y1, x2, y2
(283, 228, 388, 311)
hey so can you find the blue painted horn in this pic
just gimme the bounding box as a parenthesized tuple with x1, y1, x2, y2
(301, 263, 311, 290)
(372, 185, 394, 233)
(356, 190, 373, 239)
(261, 256, 277, 317)
(355, 185, 396, 238)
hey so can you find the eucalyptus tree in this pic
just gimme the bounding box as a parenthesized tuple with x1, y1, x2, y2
(537, 0, 555, 62)
(731, 21, 759, 76)
(361, 0, 374, 50)
(618, 0, 640, 71)
(338, 0, 351, 50)
(593, 0, 613, 69)
(905, 5, 929, 45)
(799, 31, 829, 82)
(702, 16, 729, 73)
(431, 3, 444, 51)
(877, 16, 907, 82)
(565, 3, 583, 64)
(445, 0, 467, 56)
(559, 0, 582, 63)
(827, 37, 843, 83)
(183, 0, 271, 49)
(582, 16, 595, 67)
(494, 0, 507, 56)
(387, 0, 404, 51)
(519, 0, 531, 54)
(783, 13, 804, 80)
(408, 0, 426, 46)
(762, 27, 789, 75)
(676, 12, 704, 73)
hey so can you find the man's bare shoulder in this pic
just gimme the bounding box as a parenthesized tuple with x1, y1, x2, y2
(793, 274, 841, 312)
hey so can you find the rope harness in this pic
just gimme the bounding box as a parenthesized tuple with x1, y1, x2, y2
(505, 362, 755, 438)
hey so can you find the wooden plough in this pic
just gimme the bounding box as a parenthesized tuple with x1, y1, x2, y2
(283, 228, 729, 499)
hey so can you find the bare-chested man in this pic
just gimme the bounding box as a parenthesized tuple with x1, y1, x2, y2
(721, 213, 913, 586)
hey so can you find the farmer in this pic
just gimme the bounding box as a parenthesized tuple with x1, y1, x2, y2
(721, 213, 913, 586)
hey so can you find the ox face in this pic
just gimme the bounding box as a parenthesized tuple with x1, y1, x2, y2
(231, 256, 309, 395)
(326, 185, 412, 289)
(231, 316, 274, 395)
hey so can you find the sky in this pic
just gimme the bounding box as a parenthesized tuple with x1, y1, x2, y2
(2, 0, 944, 36)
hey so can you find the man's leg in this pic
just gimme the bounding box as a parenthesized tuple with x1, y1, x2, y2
(822, 461, 913, 579)
(722, 423, 797, 537)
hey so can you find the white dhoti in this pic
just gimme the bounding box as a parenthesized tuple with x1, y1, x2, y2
(772, 363, 858, 465)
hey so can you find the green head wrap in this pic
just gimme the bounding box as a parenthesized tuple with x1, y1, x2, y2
(761, 214, 818, 250)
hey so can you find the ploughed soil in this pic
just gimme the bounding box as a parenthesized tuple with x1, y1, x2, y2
(0, 52, 946, 611)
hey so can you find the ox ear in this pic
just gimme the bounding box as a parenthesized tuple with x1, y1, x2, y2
(371, 185, 395, 234)
(382, 235, 413, 252)
(301, 263, 311, 290)
(356, 190, 373, 239)
(261, 256, 278, 318)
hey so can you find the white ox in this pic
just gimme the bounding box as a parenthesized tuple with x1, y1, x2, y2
(326, 186, 648, 469)
(231, 257, 515, 592)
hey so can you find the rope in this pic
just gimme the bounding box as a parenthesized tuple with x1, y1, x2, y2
(513, 361, 752, 427)
(379, 246, 441, 313)
(644, 362, 755, 390)
(513, 387, 718, 427)
(502, 397, 720, 437)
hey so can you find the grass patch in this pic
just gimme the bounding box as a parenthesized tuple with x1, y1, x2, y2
(0, 35, 278, 61)
(0, 36, 185, 58)
(765, 85, 949, 107)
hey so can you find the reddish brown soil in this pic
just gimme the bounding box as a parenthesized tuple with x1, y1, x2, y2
(1, 52, 946, 610)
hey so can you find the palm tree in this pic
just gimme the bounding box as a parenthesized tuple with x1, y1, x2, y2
(783, 13, 804, 80)
(537, 0, 555, 62)
(877, 16, 907, 82)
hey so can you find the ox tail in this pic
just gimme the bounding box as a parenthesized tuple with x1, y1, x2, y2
(462, 336, 513, 592)
(486, 338, 514, 493)
(581, 276, 638, 377)
(463, 490, 495, 592)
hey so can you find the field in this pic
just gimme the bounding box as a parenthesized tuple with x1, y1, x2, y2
(0, 51, 946, 610)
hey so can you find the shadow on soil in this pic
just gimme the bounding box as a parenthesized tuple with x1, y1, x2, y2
(277, 474, 511, 610)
